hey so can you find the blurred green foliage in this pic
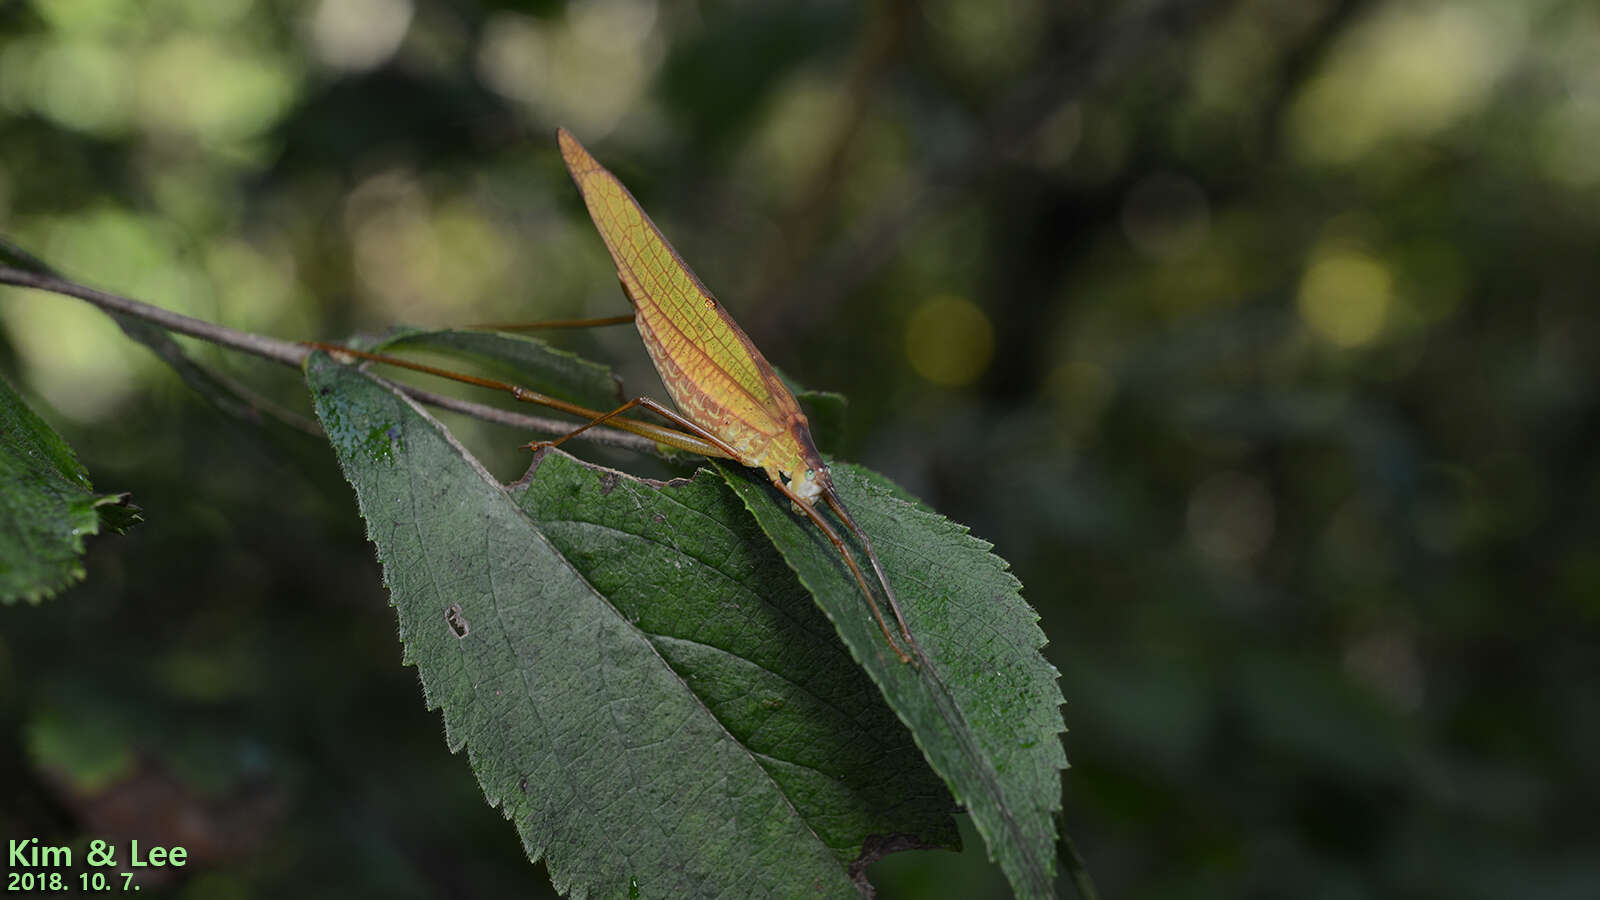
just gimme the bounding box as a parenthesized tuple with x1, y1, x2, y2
(1, 0, 1597, 897)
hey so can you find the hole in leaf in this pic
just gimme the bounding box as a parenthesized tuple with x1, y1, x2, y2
(445, 603, 470, 638)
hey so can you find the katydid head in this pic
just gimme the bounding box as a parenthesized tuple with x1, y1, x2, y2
(777, 419, 838, 506)
(786, 464, 829, 504)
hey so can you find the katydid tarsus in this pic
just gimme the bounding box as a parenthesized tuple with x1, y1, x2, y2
(310, 129, 919, 665)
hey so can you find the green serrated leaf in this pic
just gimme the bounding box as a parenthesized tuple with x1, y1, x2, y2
(510, 452, 958, 863)
(307, 353, 959, 899)
(0, 374, 138, 603)
(719, 463, 1068, 900)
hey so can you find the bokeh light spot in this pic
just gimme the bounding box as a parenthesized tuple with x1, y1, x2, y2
(476, 4, 662, 139)
(27, 40, 133, 136)
(32, 0, 136, 35)
(753, 74, 846, 198)
(344, 170, 438, 323)
(1297, 251, 1392, 347)
(137, 36, 299, 144)
(1288, 4, 1518, 164)
(905, 295, 995, 387)
(1, 208, 197, 421)
(308, 0, 413, 72)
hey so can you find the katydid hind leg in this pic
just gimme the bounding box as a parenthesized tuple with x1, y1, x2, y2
(772, 476, 914, 665)
(526, 397, 652, 453)
(527, 395, 739, 461)
(824, 487, 919, 651)
(303, 341, 729, 458)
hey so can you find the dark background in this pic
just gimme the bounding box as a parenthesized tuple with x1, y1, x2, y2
(3, 0, 1598, 897)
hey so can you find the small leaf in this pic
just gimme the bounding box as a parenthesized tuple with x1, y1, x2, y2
(0, 374, 138, 603)
(307, 354, 956, 898)
(793, 387, 847, 454)
(720, 463, 1068, 900)
(114, 313, 319, 433)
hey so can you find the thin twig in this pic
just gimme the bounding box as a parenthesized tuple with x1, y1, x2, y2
(0, 266, 309, 366)
(0, 243, 324, 434)
(0, 266, 670, 457)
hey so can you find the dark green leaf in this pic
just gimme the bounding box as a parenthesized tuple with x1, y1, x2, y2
(720, 463, 1068, 900)
(793, 386, 848, 454)
(0, 374, 138, 603)
(511, 450, 958, 863)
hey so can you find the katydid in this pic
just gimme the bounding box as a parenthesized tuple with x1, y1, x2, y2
(313, 129, 919, 664)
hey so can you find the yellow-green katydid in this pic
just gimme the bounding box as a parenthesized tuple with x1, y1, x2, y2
(314, 129, 919, 664)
